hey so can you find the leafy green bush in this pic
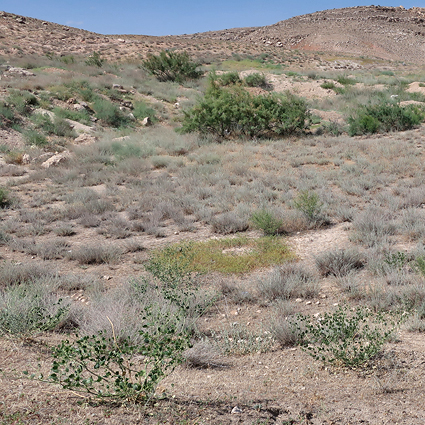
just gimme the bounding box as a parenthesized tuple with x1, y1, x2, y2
(348, 102, 424, 136)
(292, 305, 406, 368)
(244, 72, 267, 88)
(32, 113, 75, 138)
(251, 210, 283, 235)
(85, 51, 106, 67)
(45, 315, 190, 403)
(337, 76, 356, 85)
(93, 98, 130, 128)
(180, 77, 310, 139)
(142, 50, 202, 83)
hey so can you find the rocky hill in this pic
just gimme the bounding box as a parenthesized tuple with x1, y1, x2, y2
(187, 6, 425, 64)
(1, 6, 425, 64)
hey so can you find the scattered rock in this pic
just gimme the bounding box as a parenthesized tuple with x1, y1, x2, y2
(231, 406, 243, 414)
(21, 154, 31, 165)
(5, 66, 35, 77)
(73, 134, 97, 144)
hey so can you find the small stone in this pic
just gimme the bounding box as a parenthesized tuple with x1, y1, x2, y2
(333, 303, 339, 307)
(141, 117, 151, 126)
(305, 301, 312, 305)
(21, 153, 31, 164)
(230, 310, 238, 316)
(102, 275, 112, 280)
(295, 298, 303, 303)
(316, 301, 320, 305)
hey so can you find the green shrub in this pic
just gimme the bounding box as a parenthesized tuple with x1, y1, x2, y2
(85, 51, 105, 68)
(251, 210, 283, 235)
(93, 98, 130, 128)
(292, 305, 406, 368)
(44, 316, 190, 403)
(53, 107, 91, 125)
(142, 50, 202, 83)
(293, 190, 325, 224)
(32, 113, 75, 138)
(244, 73, 267, 88)
(6, 90, 38, 116)
(337, 76, 356, 85)
(180, 76, 310, 139)
(0, 102, 17, 128)
(320, 81, 336, 90)
(132, 101, 156, 122)
(348, 102, 424, 136)
(24, 129, 47, 146)
(218, 71, 241, 86)
(0, 187, 11, 208)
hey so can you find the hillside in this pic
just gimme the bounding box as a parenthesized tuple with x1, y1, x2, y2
(185, 6, 425, 64)
(2, 6, 425, 64)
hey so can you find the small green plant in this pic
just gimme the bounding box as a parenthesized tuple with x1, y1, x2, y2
(320, 81, 336, 90)
(337, 76, 356, 85)
(0, 187, 11, 208)
(44, 315, 190, 403)
(23, 129, 47, 146)
(243, 73, 267, 88)
(217, 71, 241, 86)
(292, 305, 406, 368)
(85, 51, 105, 67)
(293, 190, 324, 224)
(142, 50, 202, 83)
(250, 210, 283, 236)
(415, 256, 425, 277)
(384, 251, 408, 271)
(92, 98, 130, 128)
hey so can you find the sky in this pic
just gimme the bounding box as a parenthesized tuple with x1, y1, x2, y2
(3, 1, 422, 36)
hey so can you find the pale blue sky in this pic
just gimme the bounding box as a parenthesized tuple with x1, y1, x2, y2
(3, 1, 421, 36)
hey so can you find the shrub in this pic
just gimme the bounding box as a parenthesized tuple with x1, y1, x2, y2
(0, 187, 11, 208)
(68, 244, 121, 265)
(348, 102, 424, 136)
(218, 71, 241, 86)
(257, 262, 319, 300)
(250, 210, 283, 236)
(142, 50, 202, 83)
(132, 101, 156, 122)
(92, 98, 129, 128)
(45, 316, 190, 403)
(244, 73, 268, 88)
(211, 212, 249, 235)
(293, 190, 325, 225)
(85, 51, 105, 67)
(0, 102, 17, 128)
(23, 129, 47, 146)
(0, 283, 69, 337)
(6, 90, 38, 116)
(181, 77, 310, 139)
(315, 248, 365, 277)
(293, 305, 406, 368)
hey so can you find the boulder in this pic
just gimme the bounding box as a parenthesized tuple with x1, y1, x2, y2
(41, 151, 70, 168)
(73, 134, 97, 144)
(141, 117, 151, 127)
